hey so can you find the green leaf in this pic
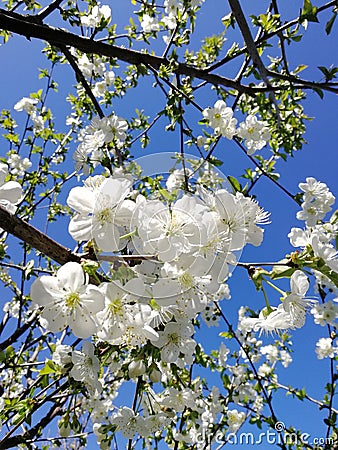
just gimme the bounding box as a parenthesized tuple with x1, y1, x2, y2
(227, 175, 241, 193)
(209, 157, 223, 167)
(318, 65, 338, 81)
(293, 64, 308, 74)
(295, 388, 307, 400)
(219, 331, 234, 339)
(39, 360, 58, 376)
(158, 188, 174, 201)
(306, 260, 338, 288)
(329, 209, 338, 225)
(312, 87, 324, 99)
(300, 0, 319, 23)
(270, 265, 297, 280)
(326, 12, 337, 35)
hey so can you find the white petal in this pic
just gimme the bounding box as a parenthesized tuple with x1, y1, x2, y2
(30, 276, 61, 306)
(81, 286, 105, 313)
(0, 181, 22, 204)
(57, 262, 85, 291)
(41, 303, 68, 333)
(95, 223, 121, 251)
(67, 186, 95, 214)
(69, 215, 93, 242)
(100, 280, 124, 301)
(124, 277, 145, 297)
(161, 344, 179, 363)
(68, 308, 98, 338)
(291, 270, 309, 296)
(142, 324, 159, 342)
(100, 177, 131, 205)
(0, 164, 8, 186)
(114, 199, 135, 226)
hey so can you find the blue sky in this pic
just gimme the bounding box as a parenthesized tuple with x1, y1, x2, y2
(0, 0, 337, 448)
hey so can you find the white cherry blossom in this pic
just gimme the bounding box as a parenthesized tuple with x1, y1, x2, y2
(96, 278, 153, 343)
(14, 97, 37, 115)
(237, 114, 270, 155)
(70, 341, 102, 393)
(227, 409, 246, 432)
(7, 154, 32, 176)
(136, 194, 207, 262)
(52, 344, 72, 369)
(315, 337, 337, 359)
(0, 163, 22, 214)
(202, 100, 237, 139)
(141, 14, 160, 33)
(111, 407, 146, 439)
(81, 4, 111, 28)
(30, 262, 104, 338)
(296, 177, 335, 226)
(240, 304, 294, 335)
(153, 320, 195, 363)
(282, 270, 316, 327)
(311, 300, 338, 326)
(67, 176, 134, 252)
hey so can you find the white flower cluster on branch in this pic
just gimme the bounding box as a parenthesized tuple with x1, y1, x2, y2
(202, 100, 271, 155)
(30, 173, 270, 351)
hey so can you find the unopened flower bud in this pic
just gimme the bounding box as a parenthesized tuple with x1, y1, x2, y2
(149, 366, 162, 383)
(128, 359, 146, 379)
(58, 419, 71, 437)
(81, 259, 100, 276)
(196, 135, 206, 147)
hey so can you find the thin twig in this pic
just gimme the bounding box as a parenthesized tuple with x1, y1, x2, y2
(228, 0, 280, 122)
(215, 303, 287, 450)
(61, 46, 104, 119)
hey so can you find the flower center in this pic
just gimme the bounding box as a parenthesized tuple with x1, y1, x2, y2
(168, 332, 179, 345)
(165, 214, 181, 236)
(84, 355, 95, 370)
(109, 298, 123, 315)
(96, 207, 112, 225)
(65, 292, 80, 309)
(222, 217, 236, 232)
(179, 272, 194, 289)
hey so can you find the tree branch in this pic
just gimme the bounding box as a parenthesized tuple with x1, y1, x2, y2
(61, 45, 104, 119)
(0, 396, 67, 449)
(0, 8, 260, 95)
(38, 0, 63, 21)
(228, 0, 269, 82)
(207, 0, 338, 73)
(0, 205, 80, 266)
(228, 0, 280, 120)
(0, 310, 38, 351)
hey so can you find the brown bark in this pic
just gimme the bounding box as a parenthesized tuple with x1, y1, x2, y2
(0, 205, 80, 266)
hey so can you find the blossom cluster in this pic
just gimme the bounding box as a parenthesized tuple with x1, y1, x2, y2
(237, 177, 338, 360)
(26, 164, 337, 445)
(30, 173, 269, 364)
(139, 0, 205, 34)
(290, 177, 338, 302)
(7, 153, 32, 177)
(202, 100, 271, 155)
(296, 177, 335, 227)
(239, 270, 316, 334)
(81, 4, 111, 28)
(14, 97, 45, 134)
(73, 116, 128, 172)
(0, 163, 22, 216)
